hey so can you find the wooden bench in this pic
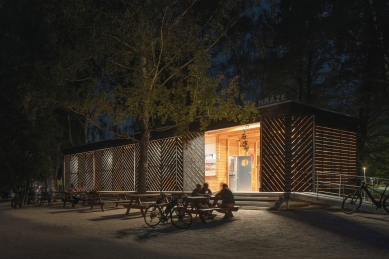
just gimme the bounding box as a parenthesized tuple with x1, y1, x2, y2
(198, 205, 240, 213)
(39, 192, 53, 206)
(113, 200, 132, 207)
(63, 197, 75, 207)
(113, 201, 155, 207)
(82, 195, 101, 206)
(39, 197, 52, 206)
(123, 204, 148, 216)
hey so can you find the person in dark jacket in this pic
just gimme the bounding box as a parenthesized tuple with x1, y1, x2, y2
(199, 182, 212, 195)
(191, 184, 202, 196)
(213, 183, 235, 219)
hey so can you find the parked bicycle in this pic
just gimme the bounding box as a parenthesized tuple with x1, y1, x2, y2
(144, 193, 193, 229)
(342, 179, 389, 214)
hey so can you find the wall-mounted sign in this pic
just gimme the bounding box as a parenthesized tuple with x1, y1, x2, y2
(258, 94, 287, 106)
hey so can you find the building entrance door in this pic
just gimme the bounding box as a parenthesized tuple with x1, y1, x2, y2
(237, 156, 252, 192)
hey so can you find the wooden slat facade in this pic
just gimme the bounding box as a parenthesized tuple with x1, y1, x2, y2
(64, 134, 204, 192)
(315, 126, 357, 193)
(63, 101, 358, 193)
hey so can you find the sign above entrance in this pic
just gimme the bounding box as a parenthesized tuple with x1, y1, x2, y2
(258, 94, 287, 106)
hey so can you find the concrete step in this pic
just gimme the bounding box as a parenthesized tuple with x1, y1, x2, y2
(235, 201, 274, 206)
(289, 192, 388, 214)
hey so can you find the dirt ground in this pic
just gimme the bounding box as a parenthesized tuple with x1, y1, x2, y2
(1, 200, 389, 259)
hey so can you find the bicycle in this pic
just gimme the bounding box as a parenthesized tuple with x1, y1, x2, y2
(144, 194, 193, 229)
(341, 179, 389, 214)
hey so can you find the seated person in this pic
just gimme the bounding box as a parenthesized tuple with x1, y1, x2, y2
(78, 182, 86, 192)
(69, 183, 77, 193)
(213, 183, 235, 219)
(77, 182, 90, 205)
(69, 183, 80, 204)
(199, 182, 214, 207)
(199, 182, 213, 196)
(191, 184, 202, 196)
(199, 183, 215, 219)
(47, 186, 56, 203)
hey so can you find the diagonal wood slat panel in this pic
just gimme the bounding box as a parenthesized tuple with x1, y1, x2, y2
(261, 117, 286, 191)
(147, 140, 162, 191)
(291, 116, 313, 191)
(63, 133, 202, 192)
(94, 150, 103, 191)
(123, 145, 137, 191)
(101, 149, 113, 191)
(69, 155, 78, 188)
(85, 152, 94, 191)
(111, 147, 122, 191)
(134, 144, 140, 191)
(183, 133, 205, 192)
(64, 155, 70, 189)
(77, 153, 86, 188)
(162, 137, 183, 191)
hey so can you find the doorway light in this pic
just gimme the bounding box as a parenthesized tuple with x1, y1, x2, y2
(205, 122, 261, 134)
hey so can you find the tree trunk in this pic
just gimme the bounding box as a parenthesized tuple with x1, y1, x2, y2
(22, 181, 28, 207)
(137, 128, 150, 194)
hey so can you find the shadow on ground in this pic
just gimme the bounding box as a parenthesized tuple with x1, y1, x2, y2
(271, 207, 389, 252)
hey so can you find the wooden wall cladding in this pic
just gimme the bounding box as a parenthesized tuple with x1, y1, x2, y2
(183, 133, 205, 192)
(205, 126, 260, 192)
(261, 117, 286, 192)
(315, 126, 357, 192)
(64, 135, 202, 192)
(290, 116, 314, 192)
(122, 145, 138, 191)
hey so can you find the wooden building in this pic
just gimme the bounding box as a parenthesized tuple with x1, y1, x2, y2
(63, 101, 358, 193)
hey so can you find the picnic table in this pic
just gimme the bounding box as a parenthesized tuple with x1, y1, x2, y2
(184, 196, 212, 223)
(89, 191, 134, 212)
(116, 193, 163, 216)
(89, 191, 166, 215)
(61, 191, 93, 208)
(184, 195, 240, 222)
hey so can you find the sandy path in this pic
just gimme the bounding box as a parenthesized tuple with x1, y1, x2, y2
(1, 201, 388, 259)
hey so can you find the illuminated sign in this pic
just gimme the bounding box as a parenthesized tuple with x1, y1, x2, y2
(258, 94, 287, 106)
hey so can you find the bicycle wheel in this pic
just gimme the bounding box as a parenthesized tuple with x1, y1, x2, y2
(144, 205, 162, 227)
(342, 192, 362, 214)
(185, 203, 198, 223)
(170, 207, 192, 229)
(383, 195, 389, 213)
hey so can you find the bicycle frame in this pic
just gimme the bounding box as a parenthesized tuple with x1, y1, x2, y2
(359, 182, 388, 209)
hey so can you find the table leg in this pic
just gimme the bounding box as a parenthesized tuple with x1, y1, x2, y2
(90, 193, 95, 210)
(99, 193, 104, 212)
(125, 198, 135, 215)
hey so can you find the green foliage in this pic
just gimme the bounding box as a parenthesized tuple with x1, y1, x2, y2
(38, 0, 258, 192)
(42, 0, 258, 135)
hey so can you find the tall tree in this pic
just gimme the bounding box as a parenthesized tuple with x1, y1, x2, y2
(43, 0, 258, 193)
(331, 0, 389, 177)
